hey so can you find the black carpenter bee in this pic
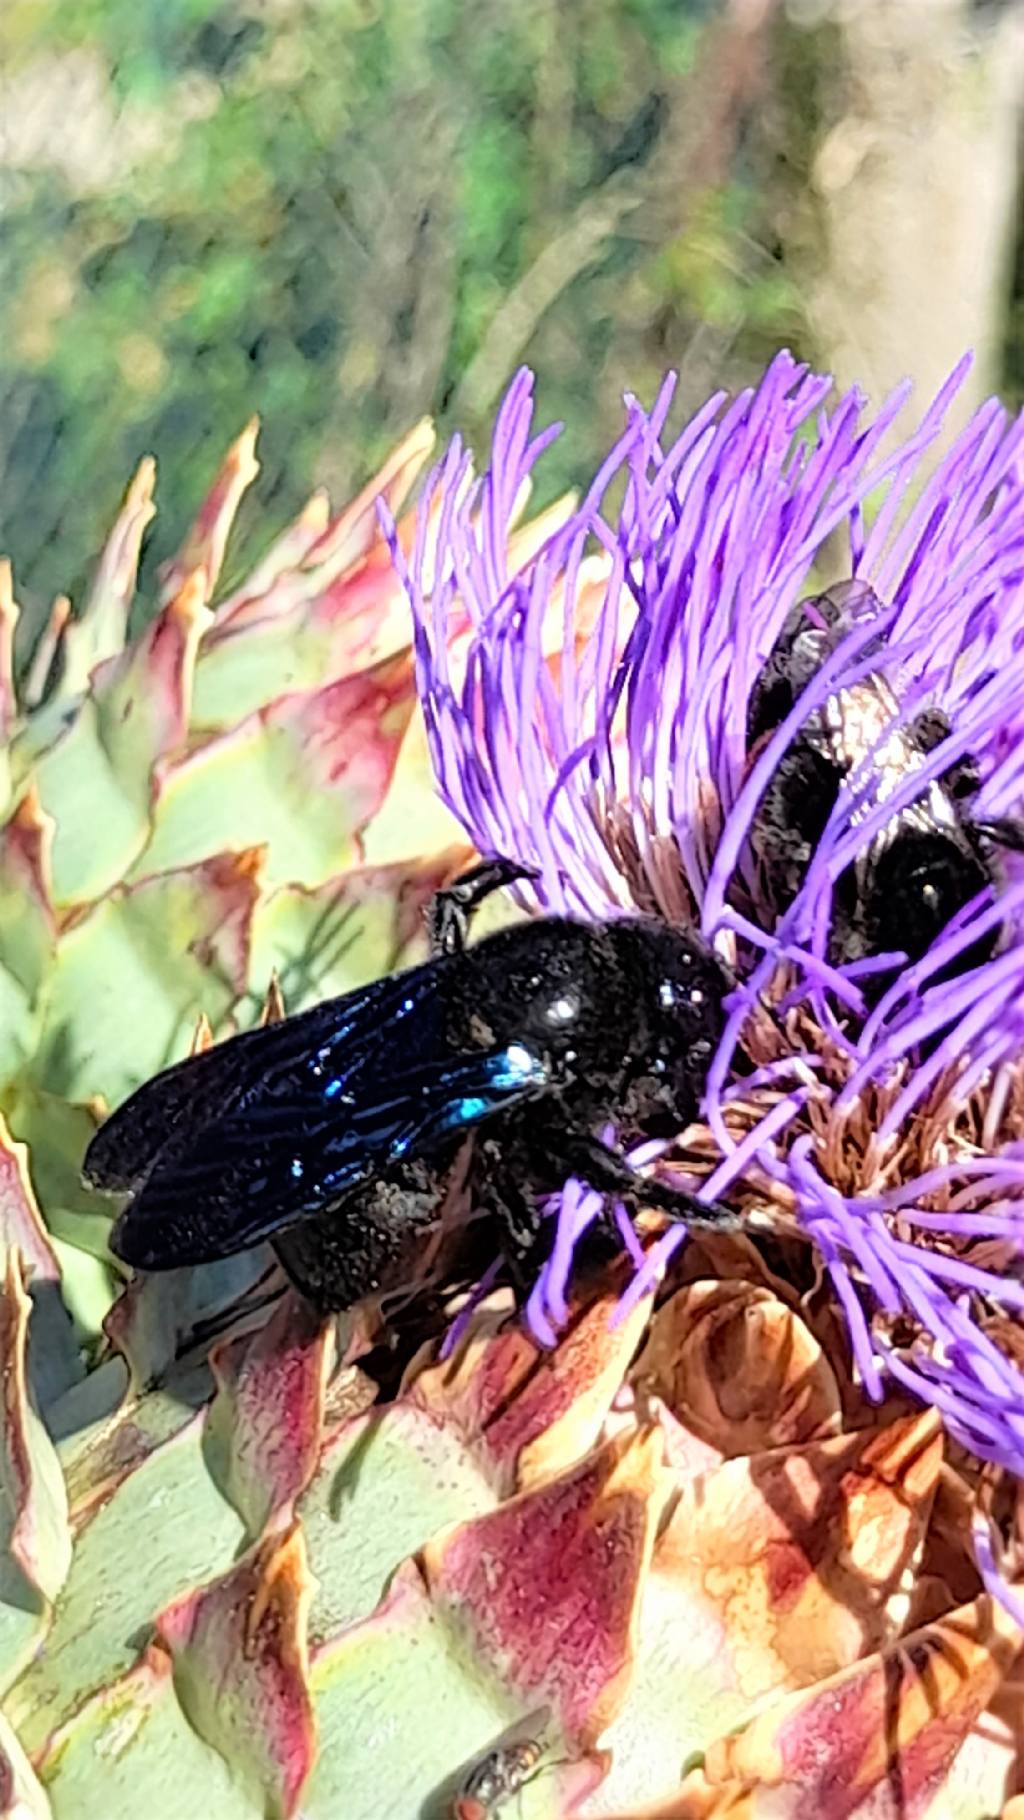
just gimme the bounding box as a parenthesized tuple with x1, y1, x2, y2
(747, 580, 1024, 978)
(452, 1737, 544, 1819)
(84, 861, 735, 1313)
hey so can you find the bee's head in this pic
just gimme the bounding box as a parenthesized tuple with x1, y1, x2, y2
(832, 829, 997, 983)
(607, 920, 730, 1136)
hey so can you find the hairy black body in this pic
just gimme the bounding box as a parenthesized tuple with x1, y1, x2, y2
(85, 862, 734, 1313)
(747, 581, 1023, 976)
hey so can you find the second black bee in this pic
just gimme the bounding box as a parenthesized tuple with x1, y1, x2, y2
(747, 580, 1024, 979)
(84, 862, 735, 1313)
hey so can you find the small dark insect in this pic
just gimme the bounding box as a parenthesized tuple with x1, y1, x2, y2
(452, 1737, 545, 1819)
(747, 580, 1024, 979)
(84, 860, 735, 1313)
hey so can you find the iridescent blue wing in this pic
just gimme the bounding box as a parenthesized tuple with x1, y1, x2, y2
(93, 958, 550, 1270)
(110, 1044, 548, 1268)
(84, 959, 448, 1193)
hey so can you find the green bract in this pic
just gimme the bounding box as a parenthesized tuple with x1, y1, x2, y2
(0, 419, 465, 1337)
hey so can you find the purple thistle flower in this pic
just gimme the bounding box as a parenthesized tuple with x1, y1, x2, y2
(382, 351, 1024, 1489)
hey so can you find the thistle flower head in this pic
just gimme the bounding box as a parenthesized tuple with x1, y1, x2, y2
(384, 353, 1024, 1508)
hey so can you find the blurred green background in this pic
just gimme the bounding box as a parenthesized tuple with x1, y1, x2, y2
(2, 0, 1023, 653)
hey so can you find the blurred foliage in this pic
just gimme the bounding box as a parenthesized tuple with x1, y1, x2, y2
(2, 0, 1022, 650)
(0, 0, 806, 643)
(1008, 201, 1024, 415)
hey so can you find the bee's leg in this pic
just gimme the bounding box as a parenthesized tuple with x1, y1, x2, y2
(471, 1134, 548, 1299)
(909, 709, 981, 803)
(553, 1133, 741, 1231)
(909, 707, 951, 754)
(751, 748, 840, 906)
(492, 1180, 547, 1300)
(427, 858, 540, 956)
